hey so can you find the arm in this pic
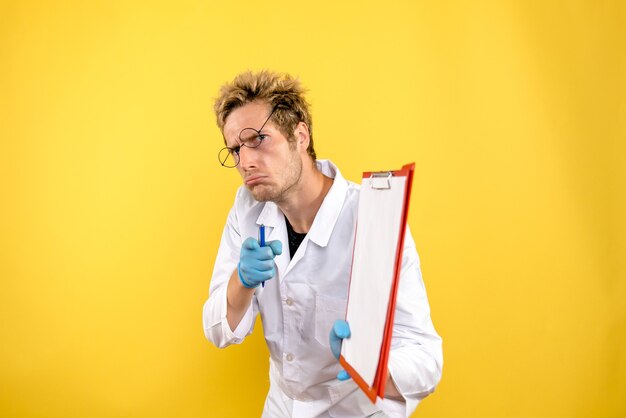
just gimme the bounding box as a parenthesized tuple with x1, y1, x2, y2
(328, 228, 442, 414)
(384, 376, 403, 400)
(225, 236, 281, 329)
(203, 204, 256, 348)
(203, 201, 282, 348)
(226, 268, 256, 331)
(385, 228, 443, 413)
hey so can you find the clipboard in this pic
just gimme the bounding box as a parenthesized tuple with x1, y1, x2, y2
(339, 162, 415, 402)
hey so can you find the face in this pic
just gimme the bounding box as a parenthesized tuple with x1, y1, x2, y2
(223, 101, 306, 203)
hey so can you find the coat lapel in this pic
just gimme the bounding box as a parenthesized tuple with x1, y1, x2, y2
(257, 202, 289, 282)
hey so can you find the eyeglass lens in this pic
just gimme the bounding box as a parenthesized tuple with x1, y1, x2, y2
(218, 104, 278, 168)
(218, 147, 238, 167)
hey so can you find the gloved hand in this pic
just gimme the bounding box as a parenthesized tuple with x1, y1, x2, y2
(238, 237, 282, 288)
(329, 319, 352, 381)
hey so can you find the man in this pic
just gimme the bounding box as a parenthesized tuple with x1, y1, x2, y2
(203, 70, 442, 417)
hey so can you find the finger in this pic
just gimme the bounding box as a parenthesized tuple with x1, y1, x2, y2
(247, 258, 275, 272)
(337, 370, 351, 381)
(239, 269, 275, 286)
(268, 240, 283, 256)
(258, 246, 277, 260)
(333, 320, 351, 339)
(253, 267, 276, 281)
(329, 328, 342, 359)
(240, 265, 275, 282)
(242, 249, 274, 264)
(242, 237, 260, 250)
(244, 246, 275, 261)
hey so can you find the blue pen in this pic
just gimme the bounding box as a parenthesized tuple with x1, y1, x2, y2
(259, 224, 266, 247)
(259, 224, 266, 287)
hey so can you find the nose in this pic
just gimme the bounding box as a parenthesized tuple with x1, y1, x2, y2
(237, 145, 258, 171)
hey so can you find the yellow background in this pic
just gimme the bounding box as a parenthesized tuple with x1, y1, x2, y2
(1, 1, 624, 417)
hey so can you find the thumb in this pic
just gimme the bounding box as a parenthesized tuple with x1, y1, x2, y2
(329, 320, 350, 359)
(333, 320, 351, 339)
(268, 240, 283, 256)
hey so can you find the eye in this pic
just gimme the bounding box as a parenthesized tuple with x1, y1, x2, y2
(231, 145, 241, 155)
(258, 134, 268, 141)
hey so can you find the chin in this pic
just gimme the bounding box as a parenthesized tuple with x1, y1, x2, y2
(249, 185, 278, 202)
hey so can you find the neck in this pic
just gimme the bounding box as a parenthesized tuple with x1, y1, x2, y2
(278, 160, 333, 233)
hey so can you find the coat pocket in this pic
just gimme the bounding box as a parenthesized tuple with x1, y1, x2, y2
(314, 294, 347, 347)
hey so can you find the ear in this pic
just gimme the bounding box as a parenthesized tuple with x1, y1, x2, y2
(294, 122, 310, 152)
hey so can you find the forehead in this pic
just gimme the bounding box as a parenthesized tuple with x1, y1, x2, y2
(223, 101, 272, 141)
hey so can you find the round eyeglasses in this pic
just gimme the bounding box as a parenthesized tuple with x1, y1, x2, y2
(218, 105, 278, 168)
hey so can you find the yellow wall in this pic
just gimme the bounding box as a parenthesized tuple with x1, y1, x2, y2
(1, 1, 624, 417)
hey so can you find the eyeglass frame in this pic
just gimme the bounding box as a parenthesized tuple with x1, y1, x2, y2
(218, 104, 279, 168)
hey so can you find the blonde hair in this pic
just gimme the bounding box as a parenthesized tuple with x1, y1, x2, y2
(214, 70, 316, 161)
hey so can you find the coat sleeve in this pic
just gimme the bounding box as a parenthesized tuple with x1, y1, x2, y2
(386, 227, 443, 416)
(202, 198, 257, 348)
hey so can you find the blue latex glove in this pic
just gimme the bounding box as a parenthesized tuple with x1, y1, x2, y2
(238, 237, 282, 288)
(329, 320, 351, 381)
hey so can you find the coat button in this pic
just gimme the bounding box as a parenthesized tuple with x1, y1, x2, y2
(285, 298, 294, 306)
(286, 353, 294, 362)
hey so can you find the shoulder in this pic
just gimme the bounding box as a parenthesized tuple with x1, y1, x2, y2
(344, 179, 360, 204)
(318, 159, 361, 199)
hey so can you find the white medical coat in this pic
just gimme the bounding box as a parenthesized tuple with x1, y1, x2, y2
(203, 160, 442, 417)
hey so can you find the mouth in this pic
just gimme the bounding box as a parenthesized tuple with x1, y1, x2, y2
(245, 175, 266, 186)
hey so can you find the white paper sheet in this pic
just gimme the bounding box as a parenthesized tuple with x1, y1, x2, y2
(341, 175, 407, 386)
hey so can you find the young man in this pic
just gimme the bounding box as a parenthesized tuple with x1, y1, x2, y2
(203, 71, 442, 418)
